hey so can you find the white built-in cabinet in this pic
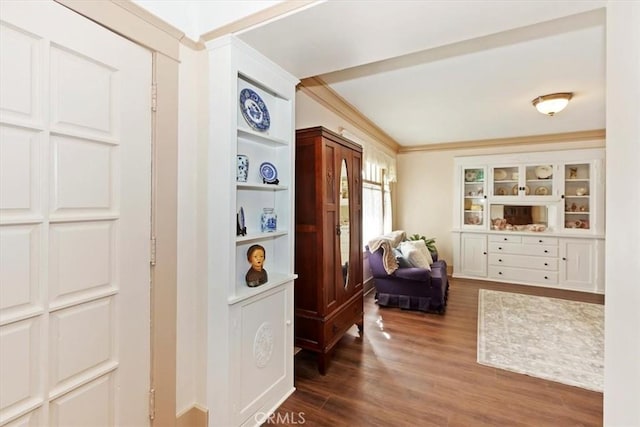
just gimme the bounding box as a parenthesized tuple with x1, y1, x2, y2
(201, 35, 298, 426)
(452, 148, 605, 294)
(459, 233, 488, 277)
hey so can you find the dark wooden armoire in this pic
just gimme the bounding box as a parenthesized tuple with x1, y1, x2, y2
(294, 126, 364, 374)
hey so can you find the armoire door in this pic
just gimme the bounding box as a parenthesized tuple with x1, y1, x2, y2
(335, 146, 354, 308)
(322, 140, 339, 315)
(0, 1, 152, 425)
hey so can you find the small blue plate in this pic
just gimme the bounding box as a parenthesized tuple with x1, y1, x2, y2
(239, 88, 270, 132)
(259, 162, 278, 183)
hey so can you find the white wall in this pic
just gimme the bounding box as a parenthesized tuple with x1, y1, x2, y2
(396, 140, 605, 265)
(132, 0, 283, 41)
(604, 1, 640, 425)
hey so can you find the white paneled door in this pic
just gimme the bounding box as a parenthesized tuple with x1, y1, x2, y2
(0, 1, 151, 426)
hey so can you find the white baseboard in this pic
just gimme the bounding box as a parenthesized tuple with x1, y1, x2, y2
(177, 404, 208, 427)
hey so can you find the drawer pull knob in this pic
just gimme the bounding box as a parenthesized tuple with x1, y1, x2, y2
(504, 238, 508, 241)
(544, 250, 549, 253)
(544, 263, 548, 266)
(539, 239, 543, 243)
(498, 259, 503, 262)
(498, 271, 503, 275)
(544, 276, 549, 280)
(498, 247, 502, 250)
(483, 252, 487, 255)
(562, 257, 567, 261)
(286, 320, 292, 326)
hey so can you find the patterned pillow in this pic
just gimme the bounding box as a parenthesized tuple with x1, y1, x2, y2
(398, 241, 432, 271)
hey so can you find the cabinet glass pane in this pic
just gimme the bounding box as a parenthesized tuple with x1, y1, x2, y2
(492, 166, 518, 196)
(526, 164, 554, 197)
(463, 167, 485, 226)
(564, 163, 590, 229)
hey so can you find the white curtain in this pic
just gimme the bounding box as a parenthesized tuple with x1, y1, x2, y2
(363, 182, 383, 246)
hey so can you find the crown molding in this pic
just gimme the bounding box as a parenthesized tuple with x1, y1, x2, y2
(397, 129, 606, 153)
(200, 1, 317, 43)
(298, 77, 401, 153)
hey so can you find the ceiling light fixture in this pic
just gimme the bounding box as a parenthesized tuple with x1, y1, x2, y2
(531, 92, 573, 116)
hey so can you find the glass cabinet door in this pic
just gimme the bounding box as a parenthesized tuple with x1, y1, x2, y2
(463, 167, 486, 227)
(563, 163, 591, 230)
(525, 164, 554, 198)
(491, 165, 519, 198)
(492, 164, 555, 199)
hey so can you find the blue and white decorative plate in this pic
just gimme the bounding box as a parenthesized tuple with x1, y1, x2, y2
(259, 162, 278, 183)
(239, 206, 245, 229)
(239, 88, 270, 132)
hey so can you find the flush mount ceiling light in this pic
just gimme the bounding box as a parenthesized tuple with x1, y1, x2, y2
(531, 92, 573, 116)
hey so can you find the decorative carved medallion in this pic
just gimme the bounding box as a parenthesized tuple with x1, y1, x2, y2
(253, 322, 274, 368)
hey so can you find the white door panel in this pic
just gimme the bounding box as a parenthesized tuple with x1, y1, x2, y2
(0, 224, 41, 323)
(0, 126, 42, 222)
(0, 1, 151, 425)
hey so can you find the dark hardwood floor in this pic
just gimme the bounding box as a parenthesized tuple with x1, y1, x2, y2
(274, 278, 604, 427)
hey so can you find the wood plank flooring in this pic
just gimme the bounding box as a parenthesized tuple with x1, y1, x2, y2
(274, 278, 604, 427)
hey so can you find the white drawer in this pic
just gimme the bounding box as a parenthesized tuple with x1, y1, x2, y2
(489, 235, 522, 243)
(489, 253, 558, 271)
(489, 242, 558, 257)
(522, 236, 558, 246)
(489, 265, 558, 284)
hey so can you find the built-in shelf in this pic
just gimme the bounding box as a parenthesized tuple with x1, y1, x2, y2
(237, 182, 288, 191)
(228, 272, 298, 304)
(236, 230, 288, 243)
(238, 127, 288, 146)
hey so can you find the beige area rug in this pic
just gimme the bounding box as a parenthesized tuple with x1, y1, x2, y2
(477, 289, 604, 392)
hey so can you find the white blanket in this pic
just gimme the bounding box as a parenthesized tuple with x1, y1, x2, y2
(368, 230, 406, 274)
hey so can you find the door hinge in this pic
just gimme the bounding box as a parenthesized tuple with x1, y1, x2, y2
(151, 83, 157, 112)
(150, 236, 157, 266)
(149, 388, 156, 420)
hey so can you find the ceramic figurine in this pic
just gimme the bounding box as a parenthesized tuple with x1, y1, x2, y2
(569, 167, 578, 179)
(245, 244, 268, 287)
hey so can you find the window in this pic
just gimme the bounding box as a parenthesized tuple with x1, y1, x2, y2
(362, 164, 394, 248)
(338, 129, 396, 248)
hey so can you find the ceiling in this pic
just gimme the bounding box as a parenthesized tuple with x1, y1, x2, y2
(237, 1, 606, 148)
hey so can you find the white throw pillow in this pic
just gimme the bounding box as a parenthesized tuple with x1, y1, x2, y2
(399, 240, 434, 266)
(398, 241, 432, 271)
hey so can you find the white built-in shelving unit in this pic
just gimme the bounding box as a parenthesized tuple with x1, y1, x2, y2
(202, 35, 298, 426)
(452, 148, 606, 294)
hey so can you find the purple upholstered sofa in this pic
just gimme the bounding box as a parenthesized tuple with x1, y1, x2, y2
(366, 247, 449, 313)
